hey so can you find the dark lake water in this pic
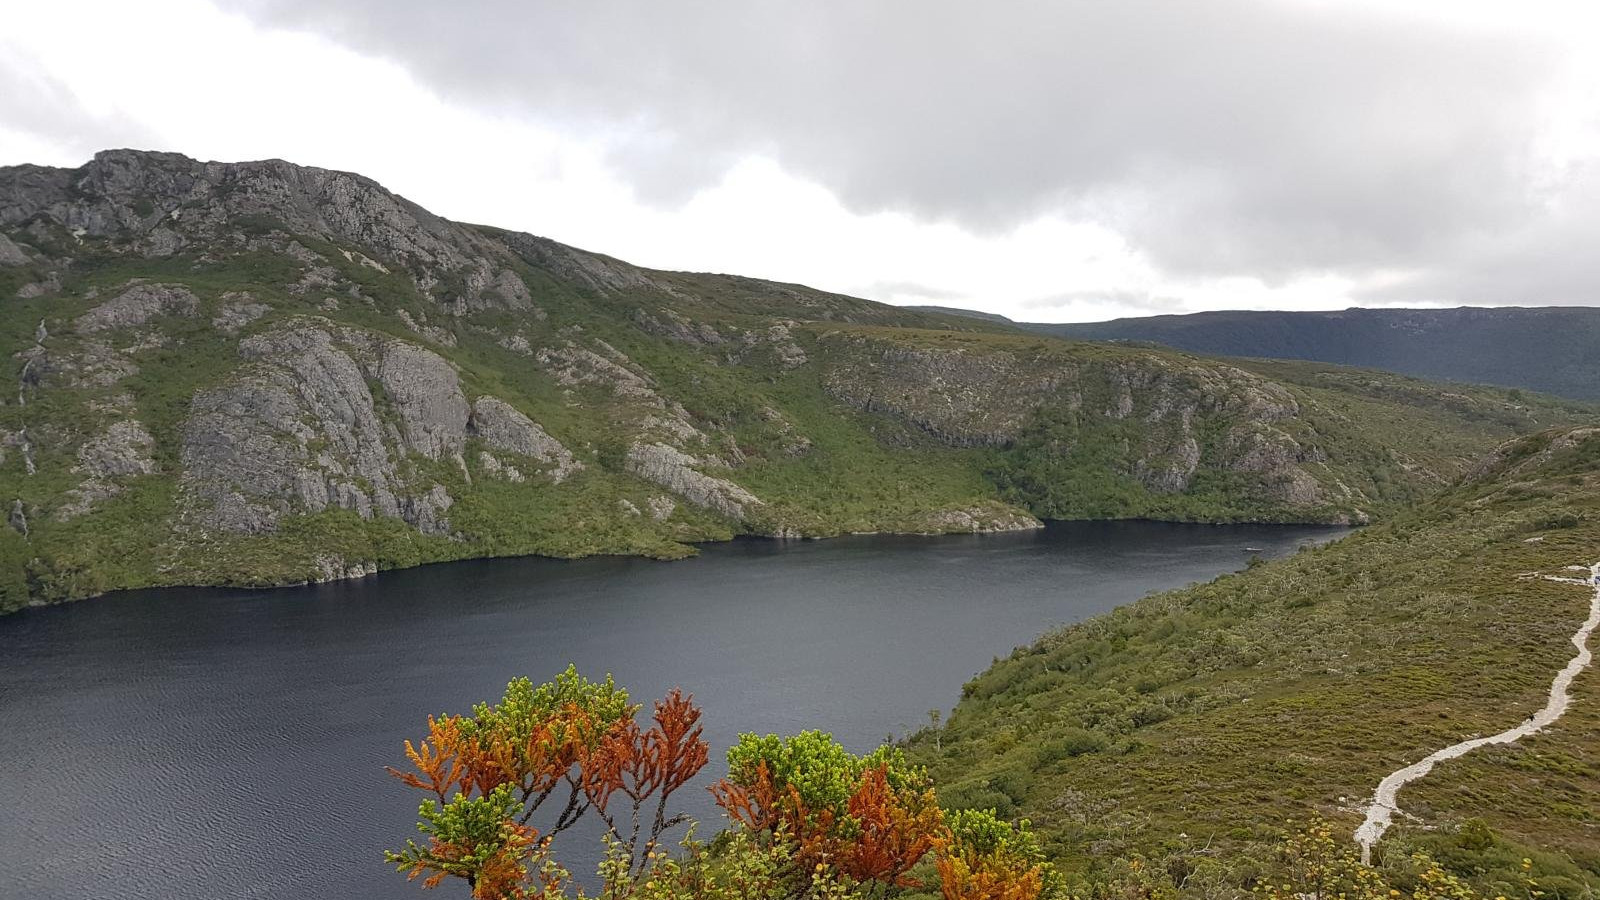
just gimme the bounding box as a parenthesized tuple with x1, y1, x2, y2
(0, 521, 1342, 900)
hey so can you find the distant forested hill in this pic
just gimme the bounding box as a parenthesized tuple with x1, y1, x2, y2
(1025, 307, 1600, 401)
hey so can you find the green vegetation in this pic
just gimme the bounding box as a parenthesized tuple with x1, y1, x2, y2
(4, 153, 1595, 611)
(908, 426, 1600, 899)
(385, 670, 1052, 899)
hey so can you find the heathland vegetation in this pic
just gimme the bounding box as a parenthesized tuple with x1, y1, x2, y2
(1, 150, 1593, 610)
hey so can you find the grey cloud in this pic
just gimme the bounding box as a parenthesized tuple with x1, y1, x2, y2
(216, 1, 1593, 302)
(1351, 159, 1600, 306)
(862, 280, 967, 302)
(0, 55, 162, 156)
(1025, 289, 1189, 316)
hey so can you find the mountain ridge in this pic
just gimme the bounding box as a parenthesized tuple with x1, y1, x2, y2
(1010, 306, 1600, 401)
(0, 149, 1592, 610)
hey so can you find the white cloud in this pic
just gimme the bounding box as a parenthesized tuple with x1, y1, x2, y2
(3, 0, 1598, 322)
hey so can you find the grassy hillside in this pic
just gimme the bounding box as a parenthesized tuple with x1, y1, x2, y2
(909, 426, 1600, 898)
(1026, 307, 1600, 402)
(0, 150, 1593, 611)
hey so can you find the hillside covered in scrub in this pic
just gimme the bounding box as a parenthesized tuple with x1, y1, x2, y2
(910, 425, 1600, 897)
(0, 149, 1593, 609)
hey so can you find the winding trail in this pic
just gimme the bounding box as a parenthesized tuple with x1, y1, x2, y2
(1353, 563, 1600, 864)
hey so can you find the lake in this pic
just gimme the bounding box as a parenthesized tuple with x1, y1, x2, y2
(0, 521, 1342, 900)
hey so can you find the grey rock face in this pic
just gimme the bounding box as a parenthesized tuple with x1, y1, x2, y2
(467, 397, 581, 481)
(477, 451, 525, 483)
(211, 292, 270, 334)
(625, 442, 761, 521)
(312, 556, 376, 583)
(821, 336, 1325, 506)
(1135, 436, 1203, 494)
(375, 341, 469, 460)
(75, 283, 199, 333)
(647, 495, 676, 520)
(15, 273, 61, 299)
(17, 340, 138, 392)
(498, 231, 664, 296)
(59, 419, 159, 520)
(0, 150, 540, 314)
(9, 500, 27, 537)
(821, 338, 1067, 446)
(919, 505, 1042, 533)
(182, 320, 464, 535)
(0, 233, 29, 266)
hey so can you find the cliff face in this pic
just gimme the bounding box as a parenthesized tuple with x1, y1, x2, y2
(0, 150, 1587, 608)
(818, 333, 1323, 505)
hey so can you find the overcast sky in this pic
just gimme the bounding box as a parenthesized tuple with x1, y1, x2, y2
(2, 0, 1598, 322)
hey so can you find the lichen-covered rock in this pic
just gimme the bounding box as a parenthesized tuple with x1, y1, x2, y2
(211, 292, 270, 334)
(918, 504, 1042, 533)
(821, 338, 1066, 446)
(468, 397, 581, 481)
(181, 320, 464, 535)
(625, 442, 761, 521)
(311, 556, 376, 583)
(75, 283, 199, 333)
(478, 451, 525, 483)
(375, 341, 469, 461)
(0, 233, 30, 266)
(15, 273, 60, 299)
(58, 419, 159, 520)
(17, 340, 139, 391)
(647, 495, 676, 521)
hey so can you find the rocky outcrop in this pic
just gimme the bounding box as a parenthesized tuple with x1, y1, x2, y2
(647, 495, 677, 521)
(821, 339, 1067, 446)
(536, 339, 709, 446)
(211, 292, 269, 334)
(498, 231, 665, 297)
(918, 505, 1042, 533)
(74, 283, 199, 333)
(373, 341, 469, 460)
(59, 419, 159, 520)
(468, 396, 581, 481)
(182, 320, 459, 534)
(179, 318, 579, 536)
(17, 339, 138, 391)
(0, 233, 30, 266)
(0, 150, 534, 313)
(537, 342, 658, 398)
(820, 336, 1326, 507)
(625, 442, 761, 521)
(636, 309, 809, 369)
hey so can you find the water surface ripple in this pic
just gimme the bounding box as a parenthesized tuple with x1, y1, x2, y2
(0, 521, 1342, 900)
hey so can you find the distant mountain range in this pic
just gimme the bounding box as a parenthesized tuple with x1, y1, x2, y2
(998, 307, 1600, 401)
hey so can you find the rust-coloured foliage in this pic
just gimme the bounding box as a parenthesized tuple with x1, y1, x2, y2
(936, 849, 1045, 900)
(582, 689, 710, 873)
(707, 758, 784, 834)
(387, 673, 709, 897)
(389, 714, 469, 801)
(712, 762, 946, 889)
(836, 766, 944, 886)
